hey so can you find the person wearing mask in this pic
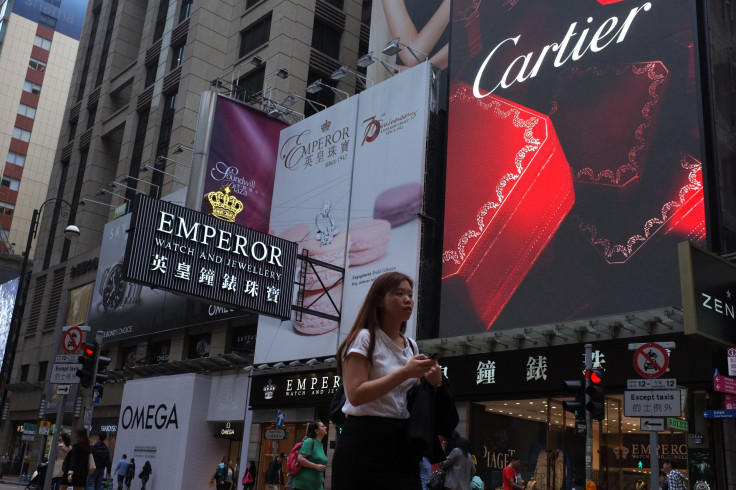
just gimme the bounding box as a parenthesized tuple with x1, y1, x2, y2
(292, 421, 328, 490)
(62, 428, 92, 489)
(331, 272, 442, 489)
(113, 454, 129, 490)
(441, 437, 475, 490)
(52, 432, 72, 490)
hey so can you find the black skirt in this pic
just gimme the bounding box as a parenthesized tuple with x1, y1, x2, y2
(332, 415, 421, 490)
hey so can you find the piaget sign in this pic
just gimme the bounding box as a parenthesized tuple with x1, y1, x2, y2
(124, 194, 297, 319)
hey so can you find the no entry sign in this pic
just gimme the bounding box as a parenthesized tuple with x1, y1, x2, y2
(633, 343, 669, 378)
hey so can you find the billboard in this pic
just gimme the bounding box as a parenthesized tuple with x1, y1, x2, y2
(255, 63, 435, 363)
(0, 277, 19, 367)
(124, 195, 297, 319)
(12, 0, 88, 40)
(440, 0, 707, 336)
(200, 95, 287, 232)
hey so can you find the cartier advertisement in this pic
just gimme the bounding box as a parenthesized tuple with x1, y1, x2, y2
(440, 0, 708, 336)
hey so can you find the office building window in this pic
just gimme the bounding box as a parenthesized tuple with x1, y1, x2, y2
(12, 127, 31, 142)
(23, 80, 42, 95)
(179, 0, 193, 22)
(153, 0, 168, 40)
(324, 0, 344, 10)
(38, 361, 48, 382)
(0, 201, 14, 216)
(7, 152, 25, 167)
(245, 0, 262, 8)
(38, 13, 57, 29)
(33, 35, 51, 50)
(20, 365, 30, 382)
(145, 62, 158, 87)
(18, 103, 36, 119)
(311, 19, 341, 59)
(1, 176, 20, 191)
(29, 57, 47, 72)
(234, 66, 264, 102)
(239, 13, 271, 58)
(171, 42, 185, 69)
(87, 105, 97, 130)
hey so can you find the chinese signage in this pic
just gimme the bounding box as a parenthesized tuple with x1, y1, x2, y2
(440, 0, 707, 336)
(124, 195, 297, 320)
(249, 371, 340, 409)
(623, 389, 682, 417)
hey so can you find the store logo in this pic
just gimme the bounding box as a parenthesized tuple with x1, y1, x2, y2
(700, 290, 735, 320)
(279, 125, 352, 170)
(263, 379, 277, 400)
(206, 186, 244, 223)
(121, 404, 178, 430)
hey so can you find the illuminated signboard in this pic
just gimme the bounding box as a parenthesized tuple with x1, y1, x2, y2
(440, 0, 707, 335)
(124, 194, 297, 320)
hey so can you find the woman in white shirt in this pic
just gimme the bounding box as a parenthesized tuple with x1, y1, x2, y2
(331, 272, 442, 489)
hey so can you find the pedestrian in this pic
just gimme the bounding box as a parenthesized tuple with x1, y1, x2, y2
(113, 454, 129, 490)
(62, 428, 92, 490)
(264, 453, 286, 490)
(90, 430, 112, 490)
(331, 271, 442, 490)
(503, 456, 524, 490)
(292, 420, 328, 490)
(138, 460, 152, 490)
(0, 451, 8, 477)
(662, 459, 686, 490)
(224, 458, 235, 490)
(441, 436, 475, 490)
(211, 456, 229, 490)
(51, 432, 72, 490)
(659, 471, 668, 490)
(125, 458, 135, 490)
(241, 461, 257, 490)
(419, 456, 432, 490)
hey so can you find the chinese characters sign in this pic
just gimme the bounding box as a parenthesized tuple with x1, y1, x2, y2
(124, 195, 297, 319)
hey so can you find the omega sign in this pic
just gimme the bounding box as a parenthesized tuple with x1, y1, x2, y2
(123, 195, 297, 319)
(121, 404, 179, 430)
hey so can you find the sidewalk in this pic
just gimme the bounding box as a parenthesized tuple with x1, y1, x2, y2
(0, 475, 25, 486)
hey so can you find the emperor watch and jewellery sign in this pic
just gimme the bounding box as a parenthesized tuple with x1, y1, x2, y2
(124, 194, 297, 319)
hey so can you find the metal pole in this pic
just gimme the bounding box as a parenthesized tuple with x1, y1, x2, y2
(21, 441, 28, 481)
(42, 393, 65, 490)
(650, 431, 659, 490)
(585, 343, 593, 484)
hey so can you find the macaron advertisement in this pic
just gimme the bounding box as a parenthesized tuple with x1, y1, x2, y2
(254, 63, 435, 363)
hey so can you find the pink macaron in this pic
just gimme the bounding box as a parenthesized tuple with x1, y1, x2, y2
(293, 285, 343, 335)
(279, 224, 346, 290)
(373, 182, 423, 226)
(348, 219, 391, 266)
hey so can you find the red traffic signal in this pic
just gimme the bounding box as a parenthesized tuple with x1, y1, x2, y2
(585, 368, 603, 384)
(81, 343, 97, 356)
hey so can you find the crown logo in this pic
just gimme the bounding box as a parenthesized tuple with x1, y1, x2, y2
(321, 120, 332, 133)
(205, 186, 244, 222)
(263, 379, 277, 400)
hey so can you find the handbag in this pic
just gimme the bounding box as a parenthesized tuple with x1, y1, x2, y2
(87, 452, 96, 475)
(426, 468, 446, 490)
(242, 469, 254, 484)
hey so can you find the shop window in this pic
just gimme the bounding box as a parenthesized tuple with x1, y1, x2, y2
(33, 35, 51, 50)
(7, 151, 25, 167)
(28, 57, 46, 72)
(187, 332, 211, 359)
(151, 340, 171, 364)
(239, 13, 271, 58)
(18, 103, 36, 119)
(2, 176, 20, 191)
(24, 80, 42, 95)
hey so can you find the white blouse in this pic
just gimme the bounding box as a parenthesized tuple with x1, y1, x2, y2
(341, 328, 417, 419)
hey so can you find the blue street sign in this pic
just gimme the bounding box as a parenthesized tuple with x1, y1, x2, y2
(276, 410, 286, 427)
(703, 410, 736, 418)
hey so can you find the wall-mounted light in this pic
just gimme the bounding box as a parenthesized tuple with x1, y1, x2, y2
(80, 198, 116, 209)
(357, 52, 375, 68)
(382, 37, 428, 64)
(304, 79, 349, 100)
(156, 155, 191, 168)
(250, 55, 263, 67)
(330, 65, 373, 88)
(172, 144, 193, 155)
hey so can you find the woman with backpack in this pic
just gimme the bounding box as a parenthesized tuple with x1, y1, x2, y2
(241, 460, 257, 490)
(292, 420, 328, 490)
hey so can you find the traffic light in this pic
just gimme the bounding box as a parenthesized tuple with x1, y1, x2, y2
(93, 383, 104, 400)
(585, 368, 605, 421)
(96, 351, 112, 384)
(76, 341, 98, 387)
(563, 378, 586, 421)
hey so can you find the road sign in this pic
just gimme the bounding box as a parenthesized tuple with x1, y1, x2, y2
(275, 410, 285, 427)
(728, 348, 736, 376)
(627, 378, 677, 390)
(575, 422, 586, 435)
(62, 326, 83, 353)
(56, 384, 71, 395)
(667, 418, 688, 431)
(624, 389, 681, 417)
(629, 342, 676, 350)
(713, 375, 736, 395)
(265, 429, 287, 440)
(640, 418, 665, 431)
(23, 423, 37, 433)
(38, 427, 50, 435)
(703, 409, 736, 418)
(633, 343, 669, 378)
(50, 363, 81, 384)
(21, 434, 34, 442)
(725, 394, 734, 410)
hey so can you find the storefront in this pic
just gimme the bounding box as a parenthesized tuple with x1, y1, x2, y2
(434, 332, 727, 490)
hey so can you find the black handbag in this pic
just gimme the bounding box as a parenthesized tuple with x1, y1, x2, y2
(426, 468, 446, 490)
(329, 382, 347, 427)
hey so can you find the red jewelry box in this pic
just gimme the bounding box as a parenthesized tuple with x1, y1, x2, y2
(442, 82, 575, 330)
(549, 62, 670, 187)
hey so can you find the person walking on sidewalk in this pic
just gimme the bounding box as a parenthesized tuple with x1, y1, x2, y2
(113, 454, 129, 490)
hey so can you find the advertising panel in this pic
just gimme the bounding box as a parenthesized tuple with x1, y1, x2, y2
(0, 277, 18, 366)
(88, 191, 253, 342)
(11, 0, 88, 40)
(254, 96, 359, 363)
(440, 0, 707, 336)
(124, 195, 297, 319)
(201, 95, 287, 232)
(340, 62, 434, 343)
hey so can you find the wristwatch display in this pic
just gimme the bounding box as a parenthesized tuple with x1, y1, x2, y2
(99, 263, 142, 311)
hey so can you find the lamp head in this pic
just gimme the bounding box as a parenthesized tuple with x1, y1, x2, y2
(277, 68, 289, 79)
(282, 94, 297, 107)
(64, 224, 81, 239)
(331, 66, 348, 81)
(383, 38, 401, 56)
(250, 56, 263, 67)
(306, 79, 323, 94)
(357, 52, 375, 68)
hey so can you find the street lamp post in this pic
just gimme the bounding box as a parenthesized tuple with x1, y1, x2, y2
(0, 198, 80, 428)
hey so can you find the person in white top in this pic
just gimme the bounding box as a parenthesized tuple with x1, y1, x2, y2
(331, 271, 442, 490)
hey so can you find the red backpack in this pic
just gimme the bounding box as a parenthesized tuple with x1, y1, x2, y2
(286, 440, 304, 475)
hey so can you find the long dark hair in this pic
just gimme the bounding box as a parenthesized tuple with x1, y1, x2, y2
(336, 271, 414, 374)
(306, 420, 323, 439)
(453, 436, 471, 457)
(75, 428, 90, 453)
(248, 460, 257, 476)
